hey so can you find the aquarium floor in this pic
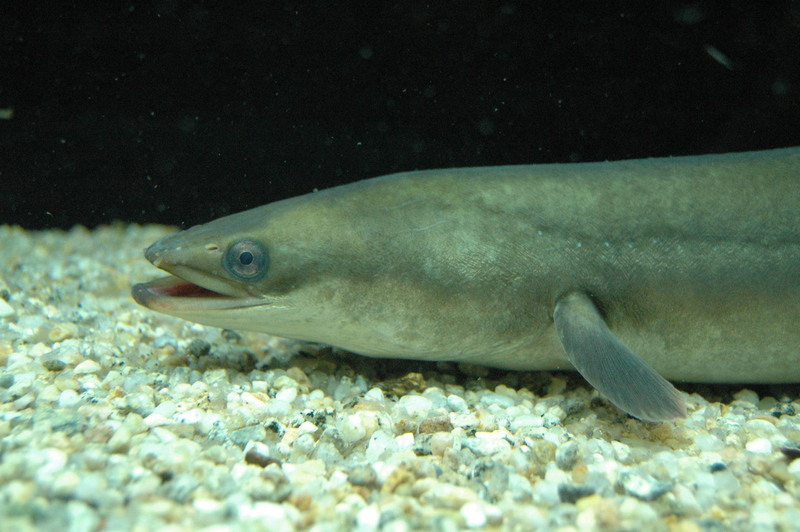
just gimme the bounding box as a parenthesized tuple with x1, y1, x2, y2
(1, 224, 799, 531)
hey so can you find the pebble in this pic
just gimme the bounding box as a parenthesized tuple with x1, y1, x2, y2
(480, 391, 516, 408)
(275, 386, 297, 403)
(2, 224, 799, 531)
(510, 414, 544, 431)
(558, 482, 597, 503)
(66, 501, 100, 532)
(42, 359, 67, 371)
(422, 484, 479, 508)
(186, 338, 211, 357)
(337, 413, 368, 443)
(356, 504, 381, 529)
(0, 297, 14, 317)
(143, 413, 172, 428)
(58, 389, 81, 408)
(395, 394, 433, 420)
(447, 394, 468, 412)
(694, 433, 724, 452)
(733, 389, 760, 406)
(48, 322, 80, 342)
(474, 430, 513, 456)
(460, 501, 487, 528)
(746, 438, 773, 454)
(231, 425, 268, 447)
(0, 373, 14, 388)
(618, 470, 674, 501)
(555, 440, 580, 470)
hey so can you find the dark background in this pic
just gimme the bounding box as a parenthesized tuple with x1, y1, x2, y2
(2, 1, 799, 230)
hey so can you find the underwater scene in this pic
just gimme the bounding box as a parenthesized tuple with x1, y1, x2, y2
(2, 2, 800, 531)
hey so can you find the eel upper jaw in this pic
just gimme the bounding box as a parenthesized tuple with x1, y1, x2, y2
(132, 264, 266, 312)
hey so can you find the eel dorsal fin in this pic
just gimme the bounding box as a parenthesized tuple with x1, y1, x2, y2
(553, 291, 687, 422)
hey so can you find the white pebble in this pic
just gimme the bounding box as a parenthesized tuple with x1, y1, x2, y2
(787, 458, 800, 478)
(58, 389, 80, 408)
(733, 389, 759, 405)
(0, 298, 15, 317)
(479, 392, 515, 408)
(395, 432, 415, 450)
(422, 484, 478, 508)
(712, 469, 741, 495)
(510, 415, 543, 431)
(293, 433, 316, 455)
(33, 448, 68, 482)
(251, 380, 268, 393)
(66, 501, 99, 532)
(612, 441, 632, 462)
(153, 400, 177, 417)
(694, 434, 724, 452)
(196, 413, 223, 435)
(333, 379, 359, 401)
(337, 414, 367, 443)
(745, 438, 773, 454)
(51, 470, 81, 497)
(238, 501, 292, 522)
(447, 394, 468, 412)
(241, 391, 267, 408)
(744, 418, 780, 437)
(364, 387, 385, 402)
(265, 399, 291, 417)
(143, 413, 172, 428)
(366, 430, 394, 462)
(193, 497, 225, 518)
(174, 408, 204, 425)
(275, 387, 297, 403)
(13, 393, 35, 409)
(74, 360, 101, 374)
(273, 375, 299, 390)
(356, 504, 381, 529)
(108, 426, 132, 452)
(297, 421, 318, 434)
(460, 501, 487, 528)
(451, 413, 479, 429)
(469, 431, 512, 456)
(541, 413, 562, 428)
(37, 385, 62, 402)
(396, 394, 433, 420)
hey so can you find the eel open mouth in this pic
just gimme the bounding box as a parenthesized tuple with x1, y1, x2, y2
(132, 275, 264, 312)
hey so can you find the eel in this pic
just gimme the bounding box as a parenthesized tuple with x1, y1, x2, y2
(132, 147, 800, 422)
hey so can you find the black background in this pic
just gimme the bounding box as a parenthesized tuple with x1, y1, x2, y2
(2, 1, 799, 230)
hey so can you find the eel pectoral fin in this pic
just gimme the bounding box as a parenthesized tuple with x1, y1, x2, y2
(553, 292, 687, 422)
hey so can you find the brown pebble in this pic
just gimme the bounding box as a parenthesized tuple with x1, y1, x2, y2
(43, 359, 67, 372)
(348, 465, 377, 487)
(245, 448, 280, 468)
(571, 463, 589, 484)
(48, 322, 80, 342)
(221, 329, 242, 342)
(288, 492, 312, 512)
(286, 366, 312, 392)
(185, 338, 211, 357)
(419, 416, 453, 434)
(378, 372, 427, 395)
(531, 439, 556, 464)
(381, 466, 415, 494)
(780, 445, 800, 461)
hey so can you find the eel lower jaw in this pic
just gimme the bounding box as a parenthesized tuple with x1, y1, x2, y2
(132, 275, 266, 312)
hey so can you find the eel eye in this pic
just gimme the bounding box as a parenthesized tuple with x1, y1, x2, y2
(223, 239, 268, 281)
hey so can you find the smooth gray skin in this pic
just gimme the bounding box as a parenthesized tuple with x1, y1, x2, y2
(133, 147, 800, 421)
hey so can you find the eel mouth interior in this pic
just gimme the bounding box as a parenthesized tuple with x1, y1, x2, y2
(132, 275, 264, 312)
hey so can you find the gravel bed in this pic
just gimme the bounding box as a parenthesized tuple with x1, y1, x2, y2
(1, 224, 800, 531)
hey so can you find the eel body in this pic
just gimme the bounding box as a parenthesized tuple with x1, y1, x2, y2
(133, 147, 800, 421)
